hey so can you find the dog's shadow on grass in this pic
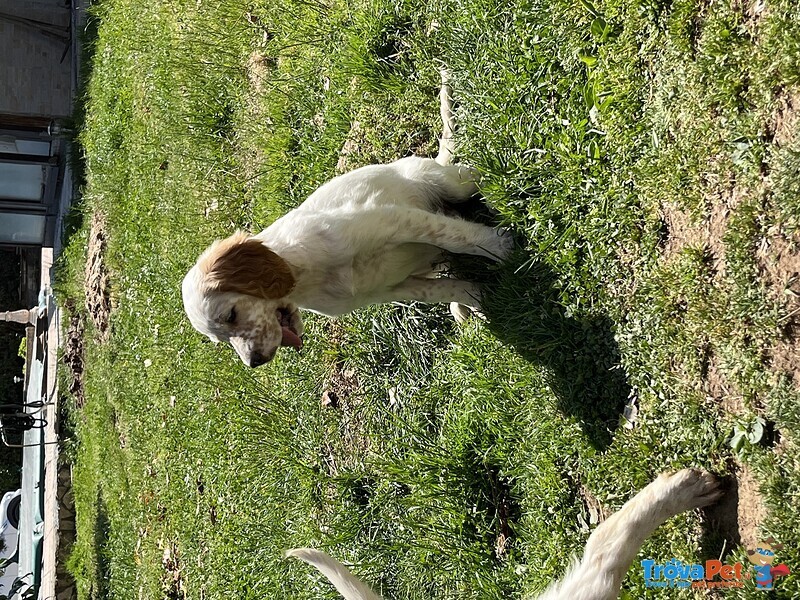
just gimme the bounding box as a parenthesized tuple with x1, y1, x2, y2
(453, 242, 630, 450)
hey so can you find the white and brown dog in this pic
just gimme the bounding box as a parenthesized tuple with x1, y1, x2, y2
(287, 469, 722, 600)
(182, 75, 511, 366)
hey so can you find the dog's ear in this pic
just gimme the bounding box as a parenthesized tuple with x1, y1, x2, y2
(199, 231, 295, 299)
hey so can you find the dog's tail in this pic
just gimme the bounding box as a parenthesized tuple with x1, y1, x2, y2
(285, 548, 384, 600)
(436, 68, 456, 167)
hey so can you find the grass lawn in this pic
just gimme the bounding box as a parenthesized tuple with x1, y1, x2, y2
(57, 0, 800, 597)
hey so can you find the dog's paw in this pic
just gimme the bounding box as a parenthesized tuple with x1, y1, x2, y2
(492, 228, 515, 260)
(458, 164, 482, 184)
(449, 302, 486, 323)
(656, 469, 722, 512)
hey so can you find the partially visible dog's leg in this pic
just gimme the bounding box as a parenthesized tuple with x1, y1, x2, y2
(536, 469, 722, 600)
(450, 301, 476, 323)
(287, 471, 722, 600)
(386, 277, 481, 307)
(285, 549, 383, 600)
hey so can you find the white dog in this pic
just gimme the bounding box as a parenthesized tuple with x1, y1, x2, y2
(182, 76, 511, 367)
(287, 469, 722, 600)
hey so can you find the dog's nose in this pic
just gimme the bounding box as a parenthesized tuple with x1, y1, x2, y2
(249, 351, 268, 368)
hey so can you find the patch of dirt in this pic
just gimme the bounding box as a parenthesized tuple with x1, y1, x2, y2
(732, 0, 768, 37)
(241, 49, 283, 198)
(703, 354, 727, 403)
(735, 463, 769, 549)
(62, 300, 86, 408)
(319, 321, 369, 476)
(245, 50, 275, 96)
(706, 461, 768, 553)
(768, 91, 800, 149)
(486, 466, 516, 560)
(324, 363, 361, 407)
(336, 120, 365, 174)
(758, 232, 800, 387)
(659, 192, 738, 280)
(321, 322, 362, 408)
(660, 91, 800, 393)
(760, 93, 800, 388)
(701, 348, 743, 413)
(321, 361, 362, 459)
(658, 189, 762, 416)
(579, 484, 610, 527)
(159, 539, 186, 600)
(84, 213, 111, 342)
(657, 144, 783, 556)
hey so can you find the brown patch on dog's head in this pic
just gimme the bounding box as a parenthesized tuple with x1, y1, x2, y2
(198, 231, 295, 300)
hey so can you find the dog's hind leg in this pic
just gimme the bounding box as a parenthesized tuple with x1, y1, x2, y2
(536, 469, 722, 600)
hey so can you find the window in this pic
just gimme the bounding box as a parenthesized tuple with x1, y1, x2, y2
(0, 212, 46, 244)
(0, 162, 45, 202)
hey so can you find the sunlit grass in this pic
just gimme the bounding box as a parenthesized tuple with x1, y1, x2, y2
(58, 0, 800, 597)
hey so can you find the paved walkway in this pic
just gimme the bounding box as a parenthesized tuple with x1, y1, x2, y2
(38, 248, 76, 600)
(9, 258, 74, 600)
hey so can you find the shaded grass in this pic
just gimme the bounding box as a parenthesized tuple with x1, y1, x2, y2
(58, 0, 800, 598)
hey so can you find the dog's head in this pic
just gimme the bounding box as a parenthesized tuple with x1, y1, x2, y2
(182, 232, 304, 367)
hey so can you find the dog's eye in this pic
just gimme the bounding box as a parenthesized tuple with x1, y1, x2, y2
(226, 308, 237, 324)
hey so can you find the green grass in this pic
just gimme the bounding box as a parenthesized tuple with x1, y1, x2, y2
(57, 0, 800, 597)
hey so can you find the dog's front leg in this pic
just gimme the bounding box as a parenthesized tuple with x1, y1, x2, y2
(536, 469, 721, 600)
(388, 208, 513, 260)
(383, 277, 480, 307)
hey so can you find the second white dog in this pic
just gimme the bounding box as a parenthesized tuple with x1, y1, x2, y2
(287, 469, 721, 600)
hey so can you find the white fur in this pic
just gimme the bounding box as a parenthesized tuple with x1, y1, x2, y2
(259, 157, 510, 312)
(288, 469, 721, 600)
